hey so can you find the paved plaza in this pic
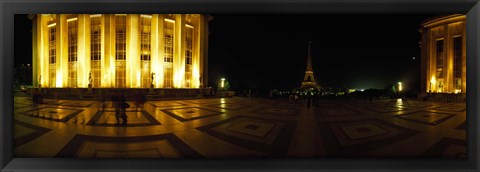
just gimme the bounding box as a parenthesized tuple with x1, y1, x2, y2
(13, 96, 466, 158)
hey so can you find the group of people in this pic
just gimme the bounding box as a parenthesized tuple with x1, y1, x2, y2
(288, 91, 322, 108)
(288, 93, 299, 103)
(111, 94, 130, 126)
(305, 91, 322, 108)
(99, 93, 147, 126)
(242, 89, 254, 99)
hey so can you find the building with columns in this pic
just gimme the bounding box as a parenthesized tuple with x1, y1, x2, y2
(29, 14, 211, 89)
(419, 14, 466, 98)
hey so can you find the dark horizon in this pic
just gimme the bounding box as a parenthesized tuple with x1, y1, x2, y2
(208, 14, 440, 92)
(15, 14, 442, 91)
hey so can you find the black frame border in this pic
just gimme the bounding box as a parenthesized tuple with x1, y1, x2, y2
(1, 0, 479, 171)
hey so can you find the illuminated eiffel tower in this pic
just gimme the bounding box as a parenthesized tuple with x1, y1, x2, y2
(301, 41, 319, 89)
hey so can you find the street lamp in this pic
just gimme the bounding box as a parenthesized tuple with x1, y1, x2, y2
(221, 78, 225, 89)
(398, 82, 402, 92)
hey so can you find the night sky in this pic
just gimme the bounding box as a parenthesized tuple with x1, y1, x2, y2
(15, 14, 440, 91)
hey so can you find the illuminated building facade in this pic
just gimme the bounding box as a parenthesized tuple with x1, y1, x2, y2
(29, 14, 211, 89)
(419, 14, 466, 96)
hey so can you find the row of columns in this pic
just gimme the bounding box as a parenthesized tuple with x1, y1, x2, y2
(31, 14, 211, 88)
(420, 15, 467, 94)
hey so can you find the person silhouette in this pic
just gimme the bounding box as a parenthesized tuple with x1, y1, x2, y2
(100, 97, 107, 111)
(119, 94, 129, 125)
(112, 95, 121, 126)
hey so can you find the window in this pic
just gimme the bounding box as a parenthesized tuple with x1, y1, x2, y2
(115, 15, 126, 88)
(436, 39, 444, 92)
(90, 15, 102, 87)
(185, 25, 194, 88)
(164, 19, 174, 88)
(140, 15, 152, 87)
(67, 18, 78, 88)
(48, 24, 56, 87)
(453, 36, 462, 89)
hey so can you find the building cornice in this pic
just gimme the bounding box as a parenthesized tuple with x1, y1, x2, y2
(421, 14, 466, 28)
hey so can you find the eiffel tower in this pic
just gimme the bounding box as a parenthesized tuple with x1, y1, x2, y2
(301, 41, 319, 89)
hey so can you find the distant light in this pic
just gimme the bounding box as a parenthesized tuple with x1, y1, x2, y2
(360, 89, 365, 92)
(412, 57, 416, 60)
(398, 82, 403, 92)
(220, 78, 225, 88)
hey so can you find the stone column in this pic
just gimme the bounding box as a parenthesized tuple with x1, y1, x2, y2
(461, 21, 467, 93)
(77, 14, 91, 88)
(56, 14, 68, 87)
(200, 15, 213, 87)
(29, 14, 38, 88)
(173, 14, 186, 88)
(42, 15, 50, 87)
(419, 27, 428, 95)
(104, 14, 115, 88)
(445, 24, 454, 93)
(127, 14, 140, 88)
(191, 15, 200, 88)
(151, 14, 165, 88)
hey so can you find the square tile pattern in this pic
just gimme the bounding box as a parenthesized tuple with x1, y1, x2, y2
(433, 106, 466, 112)
(19, 107, 83, 122)
(14, 120, 51, 147)
(212, 119, 284, 144)
(56, 134, 202, 158)
(148, 101, 186, 108)
(396, 111, 455, 125)
(420, 137, 466, 158)
(77, 140, 179, 158)
(317, 108, 364, 117)
(397, 102, 435, 108)
(252, 106, 299, 116)
(59, 101, 95, 107)
(197, 116, 296, 156)
(161, 107, 223, 122)
(12, 96, 466, 158)
(208, 103, 251, 110)
(366, 106, 408, 113)
(341, 123, 389, 139)
(87, 110, 160, 127)
(318, 119, 418, 156)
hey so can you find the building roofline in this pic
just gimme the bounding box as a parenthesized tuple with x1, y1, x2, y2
(420, 14, 465, 28)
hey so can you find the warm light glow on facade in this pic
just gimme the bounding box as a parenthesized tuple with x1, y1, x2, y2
(164, 18, 175, 23)
(420, 14, 466, 94)
(31, 14, 212, 88)
(430, 76, 436, 92)
(66, 18, 78, 22)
